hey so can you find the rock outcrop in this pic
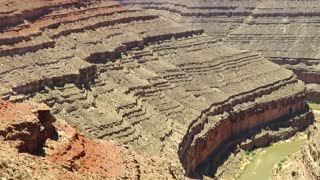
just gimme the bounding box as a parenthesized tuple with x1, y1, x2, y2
(0, 101, 56, 153)
(306, 84, 320, 103)
(0, 0, 314, 178)
(0, 101, 177, 179)
(301, 134, 320, 179)
(300, 112, 320, 179)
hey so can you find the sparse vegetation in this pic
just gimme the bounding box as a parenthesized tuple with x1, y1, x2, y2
(276, 157, 287, 171)
(245, 150, 256, 156)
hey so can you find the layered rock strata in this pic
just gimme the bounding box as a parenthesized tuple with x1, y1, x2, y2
(120, 0, 320, 85)
(225, 0, 320, 85)
(306, 84, 320, 103)
(240, 109, 313, 151)
(118, 0, 258, 42)
(0, 0, 313, 178)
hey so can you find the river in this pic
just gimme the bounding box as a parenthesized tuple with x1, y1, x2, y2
(238, 138, 305, 180)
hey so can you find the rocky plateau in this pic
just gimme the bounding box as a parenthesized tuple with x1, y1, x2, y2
(0, 0, 319, 179)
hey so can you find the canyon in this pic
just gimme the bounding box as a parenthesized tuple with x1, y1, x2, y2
(272, 111, 320, 180)
(122, 0, 320, 83)
(0, 0, 319, 179)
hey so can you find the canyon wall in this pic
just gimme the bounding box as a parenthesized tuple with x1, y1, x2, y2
(0, 0, 314, 178)
(225, 0, 320, 85)
(121, 0, 320, 87)
(306, 84, 320, 102)
(181, 91, 307, 176)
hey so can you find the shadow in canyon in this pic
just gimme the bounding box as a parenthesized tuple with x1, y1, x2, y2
(191, 106, 314, 179)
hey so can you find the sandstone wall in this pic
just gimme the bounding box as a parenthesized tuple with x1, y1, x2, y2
(182, 92, 305, 175)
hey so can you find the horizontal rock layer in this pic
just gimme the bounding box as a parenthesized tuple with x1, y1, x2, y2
(121, 0, 320, 86)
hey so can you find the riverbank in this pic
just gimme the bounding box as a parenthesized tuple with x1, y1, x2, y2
(271, 104, 320, 180)
(210, 106, 314, 180)
(240, 134, 306, 180)
(208, 131, 308, 180)
(238, 101, 320, 180)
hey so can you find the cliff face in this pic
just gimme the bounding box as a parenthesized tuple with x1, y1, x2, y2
(0, 0, 314, 178)
(181, 92, 307, 176)
(121, 0, 320, 85)
(306, 84, 320, 103)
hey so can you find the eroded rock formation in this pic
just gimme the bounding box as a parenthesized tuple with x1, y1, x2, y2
(122, 0, 320, 86)
(0, 0, 315, 178)
(301, 134, 320, 179)
(0, 101, 56, 153)
(0, 101, 177, 179)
